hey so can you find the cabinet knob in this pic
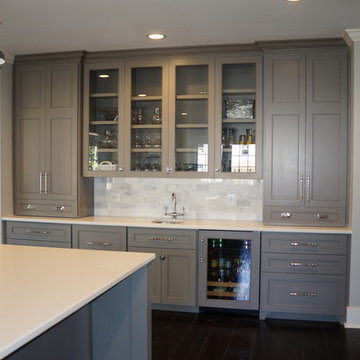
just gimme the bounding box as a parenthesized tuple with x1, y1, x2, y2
(215, 169, 221, 173)
(166, 167, 172, 173)
(55, 206, 65, 212)
(159, 255, 166, 261)
(118, 167, 124, 171)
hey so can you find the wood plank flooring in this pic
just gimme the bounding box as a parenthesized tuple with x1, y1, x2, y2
(152, 310, 360, 360)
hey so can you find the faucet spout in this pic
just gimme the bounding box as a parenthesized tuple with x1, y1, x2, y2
(165, 192, 184, 220)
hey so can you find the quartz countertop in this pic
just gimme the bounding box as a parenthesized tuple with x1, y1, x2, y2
(0, 244, 155, 359)
(2, 215, 352, 234)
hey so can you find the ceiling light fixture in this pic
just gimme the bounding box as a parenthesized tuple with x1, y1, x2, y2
(284, 0, 302, 2)
(0, 49, 5, 65)
(147, 33, 166, 40)
(98, 74, 110, 78)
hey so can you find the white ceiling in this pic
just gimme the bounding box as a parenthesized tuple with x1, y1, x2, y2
(0, 0, 359, 56)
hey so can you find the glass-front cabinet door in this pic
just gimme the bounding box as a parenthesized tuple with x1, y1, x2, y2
(169, 59, 214, 177)
(215, 56, 262, 179)
(125, 62, 169, 176)
(199, 230, 260, 310)
(83, 64, 124, 176)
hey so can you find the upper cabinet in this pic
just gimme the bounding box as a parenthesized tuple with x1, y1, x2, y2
(263, 49, 348, 226)
(83, 53, 262, 178)
(14, 54, 94, 217)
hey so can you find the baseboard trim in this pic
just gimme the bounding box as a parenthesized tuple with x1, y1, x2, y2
(345, 307, 360, 328)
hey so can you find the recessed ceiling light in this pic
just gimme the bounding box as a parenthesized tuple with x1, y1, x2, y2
(98, 74, 110, 78)
(147, 33, 166, 40)
(138, 93, 147, 97)
(284, 0, 302, 2)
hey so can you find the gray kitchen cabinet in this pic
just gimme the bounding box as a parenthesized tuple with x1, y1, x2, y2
(5, 221, 71, 248)
(128, 228, 197, 307)
(263, 49, 348, 226)
(14, 53, 93, 217)
(72, 225, 126, 251)
(260, 232, 349, 323)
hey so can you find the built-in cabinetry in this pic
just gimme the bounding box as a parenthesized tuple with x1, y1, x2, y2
(72, 225, 126, 251)
(14, 53, 94, 217)
(6, 221, 71, 248)
(128, 227, 197, 307)
(260, 232, 348, 322)
(83, 53, 262, 178)
(263, 49, 348, 226)
(198, 230, 260, 310)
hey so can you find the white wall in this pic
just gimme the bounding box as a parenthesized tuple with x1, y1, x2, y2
(345, 30, 360, 328)
(0, 61, 13, 243)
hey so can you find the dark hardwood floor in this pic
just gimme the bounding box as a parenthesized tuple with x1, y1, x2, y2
(152, 310, 360, 360)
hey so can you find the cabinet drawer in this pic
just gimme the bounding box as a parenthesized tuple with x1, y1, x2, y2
(6, 221, 71, 243)
(260, 273, 346, 316)
(261, 232, 347, 255)
(72, 225, 126, 251)
(263, 207, 345, 227)
(261, 253, 347, 275)
(15, 200, 77, 218)
(7, 239, 71, 248)
(128, 228, 196, 249)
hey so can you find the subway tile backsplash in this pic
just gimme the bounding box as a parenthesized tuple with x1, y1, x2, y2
(94, 178, 263, 221)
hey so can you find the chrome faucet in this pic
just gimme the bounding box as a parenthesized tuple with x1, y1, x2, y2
(165, 193, 185, 220)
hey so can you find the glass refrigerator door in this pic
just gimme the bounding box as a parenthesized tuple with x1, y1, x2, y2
(207, 238, 251, 301)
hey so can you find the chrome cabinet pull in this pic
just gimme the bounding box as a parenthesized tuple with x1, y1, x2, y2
(85, 241, 110, 247)
(289, 242, 318, 247)
(44, 172, 49, 195)
(26, 204, 37, 210)
(25, 229, 49, 235)
(166, 167, 172, 173)
(280, 212, 292, 219)
(306, 175, 311, 201)
(147, 236, 174, 241)
(215, 169, 221, 173)
(289, 291, 317, 297)
(200, 237, 205, 263)
(317, 214, 329, 221)
(54, 206, 65, 212)
(290, 262, 318, 267)
(299, 175, 304, 201)
(159, 255, 166, 261)
(39, 172, 44, 194)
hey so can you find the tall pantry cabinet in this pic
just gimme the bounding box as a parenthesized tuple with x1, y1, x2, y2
(14, 52, 93, 217)
(263, 49, 348, 226)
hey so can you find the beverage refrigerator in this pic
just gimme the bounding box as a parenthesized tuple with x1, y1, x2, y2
(198, 230, 260, 310)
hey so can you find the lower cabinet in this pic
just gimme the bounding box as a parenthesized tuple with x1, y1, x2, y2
(128, 228, 197, 307)
(6, 221, 71, 248)
(260, 232, 349, 323)
(72, 225, 126, 251)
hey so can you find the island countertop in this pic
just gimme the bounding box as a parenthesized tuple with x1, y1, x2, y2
(0, 244, 155, 359)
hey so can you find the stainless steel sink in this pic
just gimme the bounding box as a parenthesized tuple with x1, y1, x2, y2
(151, 219, 183, 224)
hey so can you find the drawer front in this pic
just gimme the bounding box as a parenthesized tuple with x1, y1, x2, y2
(15, 200, 77, 217)
(262, 253, 347, 275)
(128, 228, 196, 249)
(263, 206, 345, 227)
(7, 238, 71, 248)
(261, 232, 347, 255)
(6, 221, 71, 243)
(260, 273, 346, 316)
(72, 225, 126, 251)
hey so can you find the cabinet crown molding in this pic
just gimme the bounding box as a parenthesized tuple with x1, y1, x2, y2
(344, 29, 360, 46)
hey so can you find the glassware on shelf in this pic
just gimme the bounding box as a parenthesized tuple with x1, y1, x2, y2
(88, 146, 98, 171)
(228, 128, 236, 145)
(100, 130, 117, 149)
(221, 128, 227, 146)
(144, 135, 152, 148)
(239, 134, 246, 145)
(153, 134, 161, 148)
(246, 129, 254, 144)
(151, 107, 162, 124)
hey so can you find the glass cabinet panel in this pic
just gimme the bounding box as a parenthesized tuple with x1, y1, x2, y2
(130, 67, 163, 172)
(174, 65, 209, 173)
(87, 68, 120, 174)
(199, 231, 260, 310)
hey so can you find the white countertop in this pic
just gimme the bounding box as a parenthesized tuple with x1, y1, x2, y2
(2, 215, 352, 234)
(0, 244, 155, 359)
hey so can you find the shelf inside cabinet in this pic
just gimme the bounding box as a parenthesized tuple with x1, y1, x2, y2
(131, 96, 162, 101)
(131, 124, 162, 129)
(222, 89, 256, 94)
(207, 281, 240, 288)
(96, 148, 118, 153)
(176, 148, 200, 153)
(176, 124, 208, 129)
(131, 148, 162, 153)
(90, 121, 118, 125)
(222, 118, 255, 124)
(90, 92, 118, 98)
(176, 94, 208, 100)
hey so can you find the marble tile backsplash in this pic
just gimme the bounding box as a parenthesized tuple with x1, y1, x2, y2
(94, 178, 263, 221)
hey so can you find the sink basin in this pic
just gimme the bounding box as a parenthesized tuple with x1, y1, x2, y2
(151, 219, 183, 224)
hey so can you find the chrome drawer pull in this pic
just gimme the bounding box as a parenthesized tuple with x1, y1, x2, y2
(26, 204, 37, 210)
(317, 214, 329, 221)
(289, 291, 317, 297)
(147, 236, 174, 241)
(25, 229, 49, 235)
(280, 212, 292, 219)
(200, 237, 205, 263)
(54, 206, 65, 212)
(290, 262, 318, 267)
(85, 241, 110, 246)
(289, 242, 318, 247)
(299, 175, 304, 201)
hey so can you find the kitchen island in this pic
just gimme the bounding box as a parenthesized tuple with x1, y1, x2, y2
(0, 244, 155, 360)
